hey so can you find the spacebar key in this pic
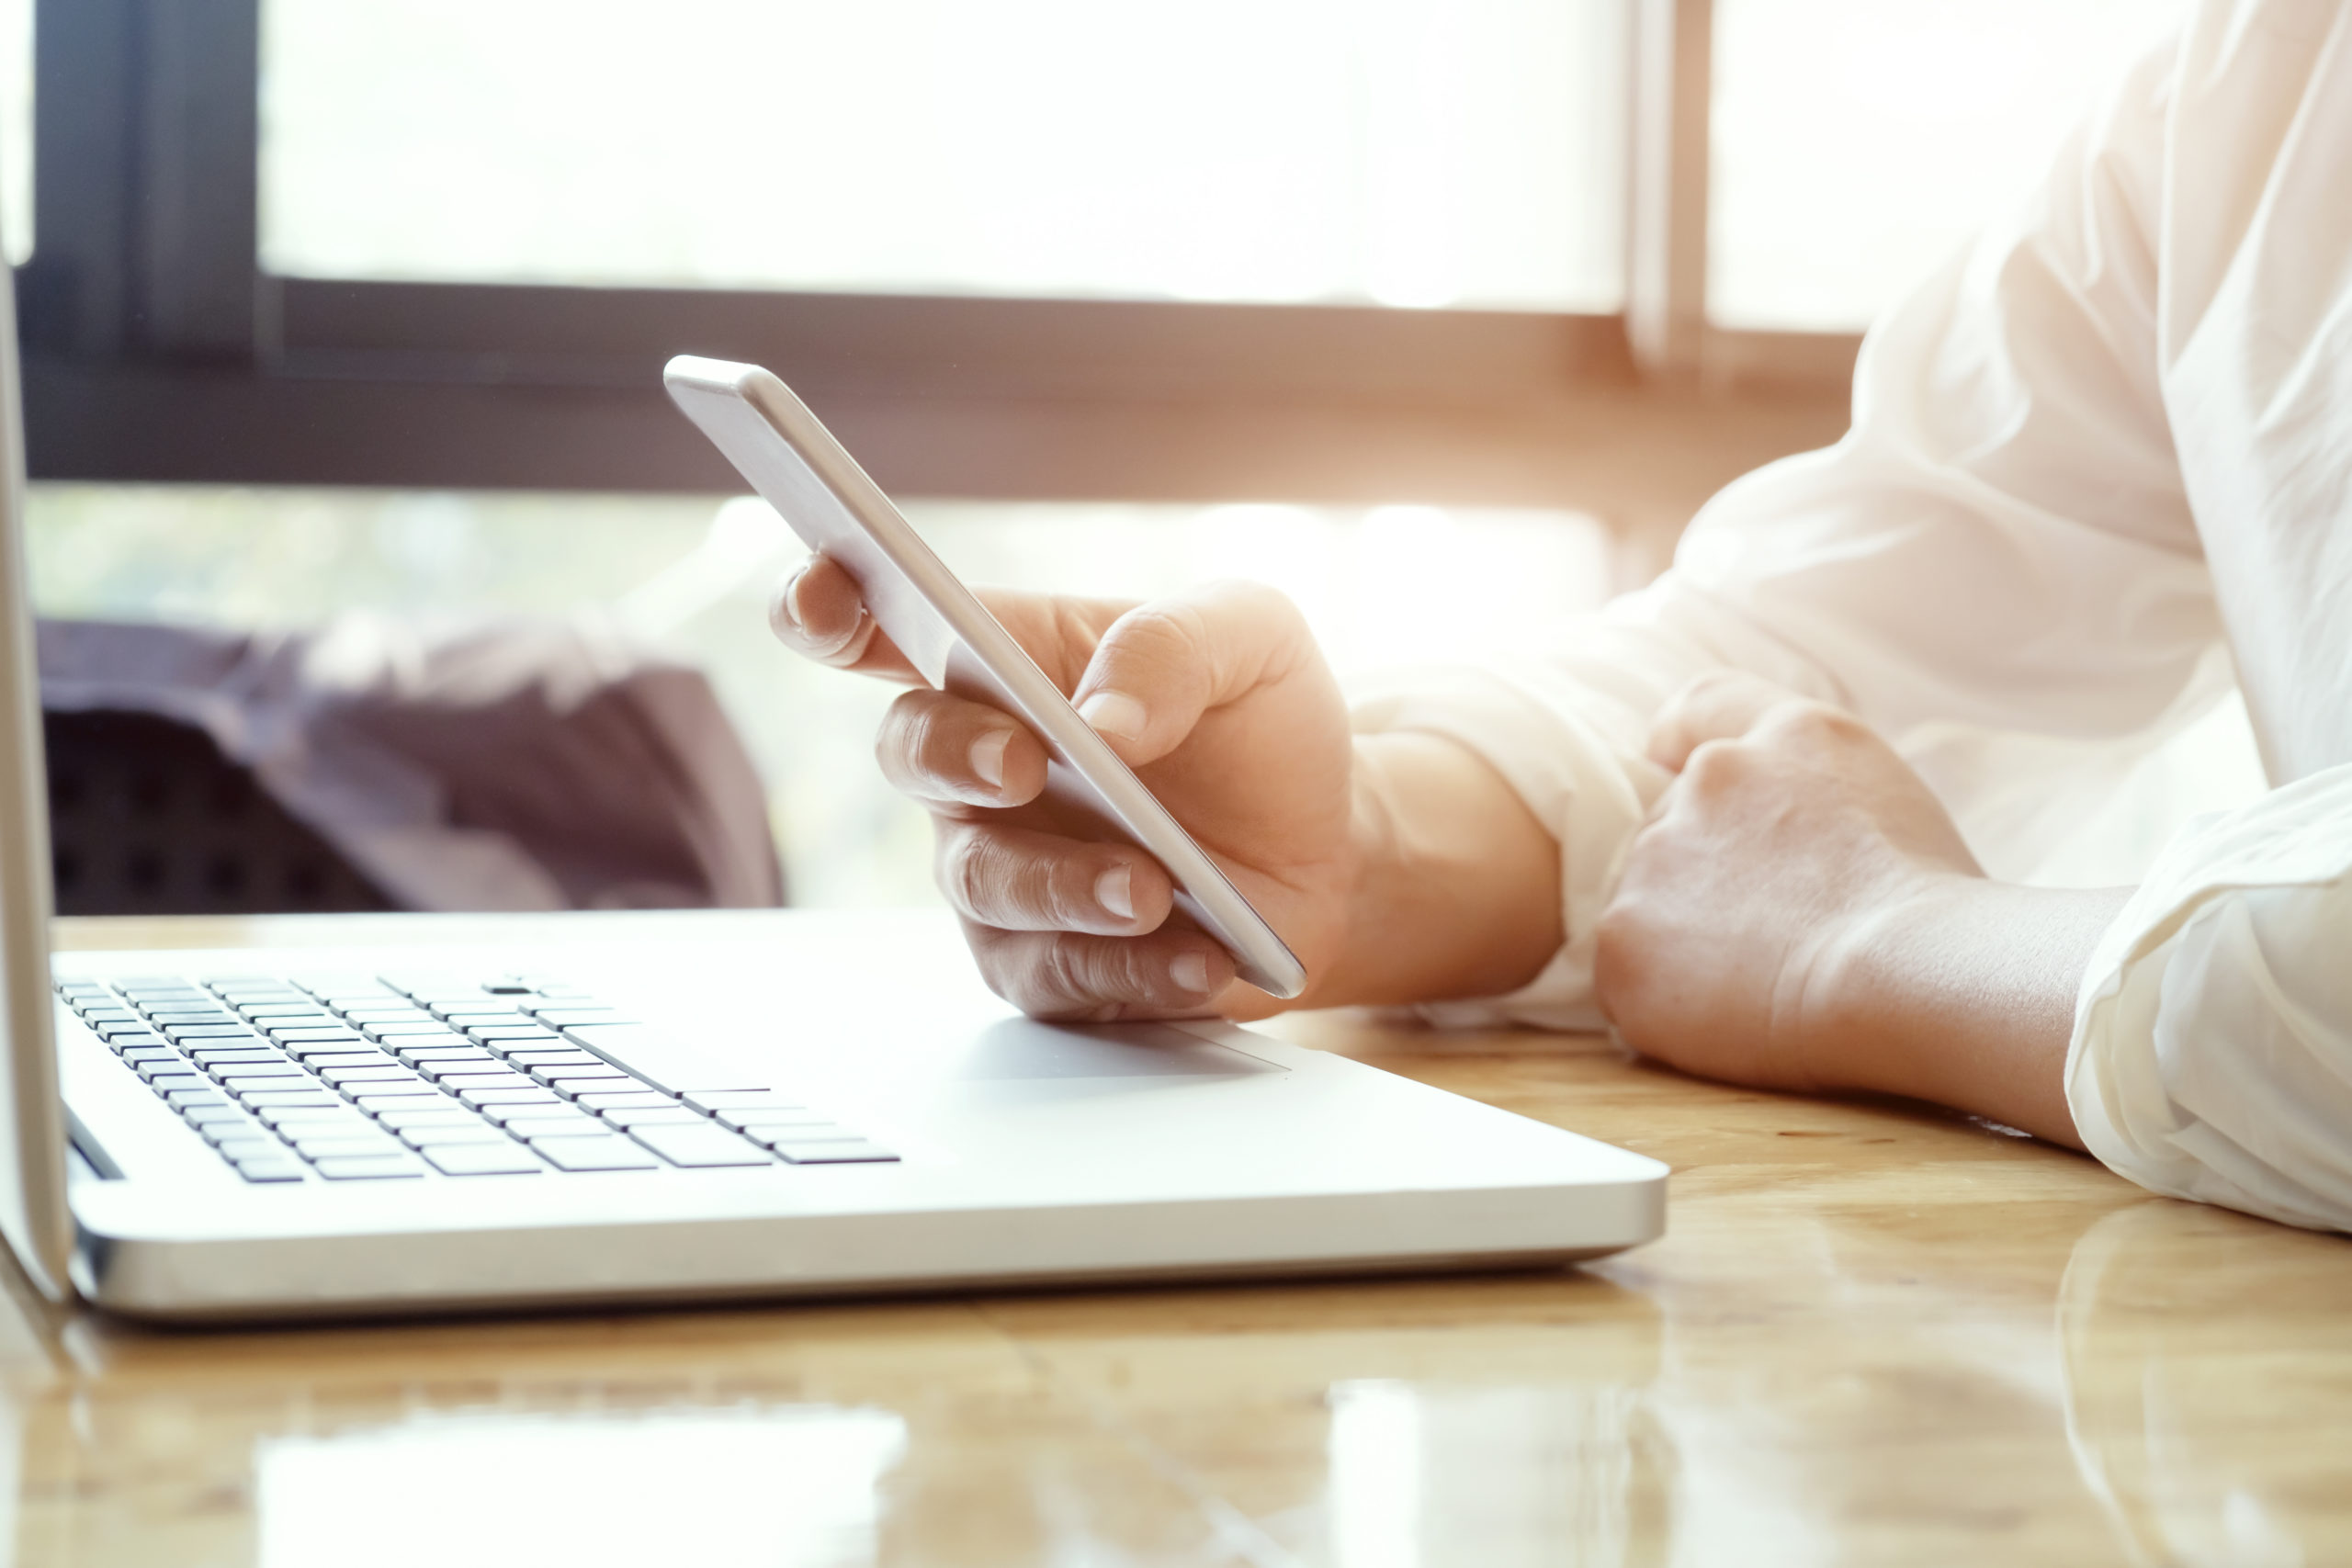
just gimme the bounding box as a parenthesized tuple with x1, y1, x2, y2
(560, 1023, 765, 1095)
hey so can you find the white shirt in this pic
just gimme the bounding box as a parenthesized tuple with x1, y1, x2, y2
(1356, 0, 2352, 1231)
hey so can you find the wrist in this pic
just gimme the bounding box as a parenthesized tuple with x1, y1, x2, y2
(1800, 873, 2124, 1145)
(1292, 731, 1563, 1011)
(1800, 870, 1988, 1097)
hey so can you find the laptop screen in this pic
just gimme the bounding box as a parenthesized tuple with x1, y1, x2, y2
(0, 245, 75, 1301)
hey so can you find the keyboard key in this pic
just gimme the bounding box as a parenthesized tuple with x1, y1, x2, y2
(95, 1023, 164, 1041)
(628, 1124, 773, 1168)
(413, 1060, 509, 1082)
(467, 1025, 560, 1043)
(595, 1107, 707, 1130)
(506, 1049, 607, 1070)
(431, 1070, 537, 1091)
(241, 1007, 336, 1021)
(481, 1103, 596, 1129)
(530, 1065, 635, 1088)
(739, 1122, 861, 1146)
(368, 1022, 470, 1039)
(682, 1089, 798, 1114)
(498, 1052, 592, 1072)
(311, 1155, 425, 1180)
(394, 1045, 493, 1066)
(534, 1136, 660, 1172)
(145, 1074, 211, 1095)
(421, 1144, 543, 1176)
(210, 1062, 310, 1081)
(257, 1114, 371, 1142)
(198, 1122, 270, 1146)
(236, 1089, 345, 1109)
(772, 1140, 900, 1165)
(548, 1076, 647, 1099)
(218, 1077, 317, 1100)
(503, 1114, 608, 1141)
(394, 1122, 511, 1148)
(187, 1046, 285, 1063)
(714, 1108, 832, 1132)
(295, 1050, 388, 1071)
(371, 1106, 482, 1128)
(269, 1027, 368, 1044)
(318, 1066, 423, 1089)
(183, 1103, 252, 1126)
(133, 1059, 201, 1080)
(350, 1092, 451, 1114)
(290, 1134, 406, 1160)
(285, 1041, 390, 1061)
(165, 1089, 235, 1109)
(566, 1025, 763, 1095)
(232, 1157, 307, 1183)
(577, 1090, 678, 1112)
(164, 1025, 258, 1042)
(458, 1088, 560, 1108)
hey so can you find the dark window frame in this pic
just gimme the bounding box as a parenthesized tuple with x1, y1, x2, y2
(15, 0, 1856, 518)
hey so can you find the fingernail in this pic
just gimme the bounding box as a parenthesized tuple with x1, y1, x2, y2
(1169, 951, 1210, 995)
(1079, 690, 1147, 741)
(1095, 864, 1135, 920)
(768, 570, 807, 637)
(969, 728, 1012, 789)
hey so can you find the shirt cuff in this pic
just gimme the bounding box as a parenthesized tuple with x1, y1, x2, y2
(1349, 664, 1670, 1032)
(2066, 761, 2352, 1230)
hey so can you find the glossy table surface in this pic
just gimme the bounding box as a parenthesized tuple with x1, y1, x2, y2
(14, 910, 2352, 1566)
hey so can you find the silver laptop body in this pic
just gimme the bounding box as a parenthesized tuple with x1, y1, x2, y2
(0, 303, 1664, 1326)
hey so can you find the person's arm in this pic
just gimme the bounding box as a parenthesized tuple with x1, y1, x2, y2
(1593, 669, 2128, 1147)
(1614, 685, 2352, 1233)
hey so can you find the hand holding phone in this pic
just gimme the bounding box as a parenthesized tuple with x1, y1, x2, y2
(667, 358, 1346, 1014)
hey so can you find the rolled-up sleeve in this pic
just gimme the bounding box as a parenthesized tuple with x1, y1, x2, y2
(1352, 29, 2219, 1031)
(2068, 766, 2352, 1232)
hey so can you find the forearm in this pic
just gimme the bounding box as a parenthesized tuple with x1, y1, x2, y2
(1300, 732, 1563, 1010)
(1811, 879, 2132, 1147)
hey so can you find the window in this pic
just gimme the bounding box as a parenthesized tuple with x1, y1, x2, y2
(260, 0, 1626, 312)
(28, 483, 1612, 907)
(1, 0, 28, 262)
(1708, 0, 2188, 331)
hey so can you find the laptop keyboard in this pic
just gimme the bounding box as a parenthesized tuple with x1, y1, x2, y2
(55, 973, 900, 1184)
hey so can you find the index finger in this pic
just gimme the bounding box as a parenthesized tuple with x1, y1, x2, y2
(769, 552, 922, 682)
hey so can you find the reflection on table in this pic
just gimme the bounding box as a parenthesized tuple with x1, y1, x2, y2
(5, 910, 2348, 1566)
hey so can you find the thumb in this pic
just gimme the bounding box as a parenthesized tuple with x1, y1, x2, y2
(1645, 671, 1814, 772)
(1070, 580, 1312, 766)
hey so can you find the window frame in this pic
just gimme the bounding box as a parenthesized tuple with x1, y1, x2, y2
(14, 0, 1856, 514)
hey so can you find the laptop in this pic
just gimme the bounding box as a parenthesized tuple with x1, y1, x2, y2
(0, 328, 1665, 1328)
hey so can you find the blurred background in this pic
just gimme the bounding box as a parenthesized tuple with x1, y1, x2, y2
(7, 0, 2186, 911)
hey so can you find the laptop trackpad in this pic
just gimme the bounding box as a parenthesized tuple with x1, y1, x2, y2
(956, 1019, 1283, 1079)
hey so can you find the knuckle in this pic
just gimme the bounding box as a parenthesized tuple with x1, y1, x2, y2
(1106, 602, 1205, 670)
(1036, 936, 1098, 1008)
(938, 829, 989, 918)
(875, 693, 933, 775)
(1039, 858, 1093, 930)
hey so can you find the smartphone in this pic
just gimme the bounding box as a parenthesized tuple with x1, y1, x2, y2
(664, 356, 1308, 1000)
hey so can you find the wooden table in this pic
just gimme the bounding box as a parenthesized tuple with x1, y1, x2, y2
(10, 910, 2351, 1566)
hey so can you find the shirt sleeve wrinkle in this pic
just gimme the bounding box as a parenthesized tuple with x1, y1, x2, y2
(2070, 762, 2352, 1231)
